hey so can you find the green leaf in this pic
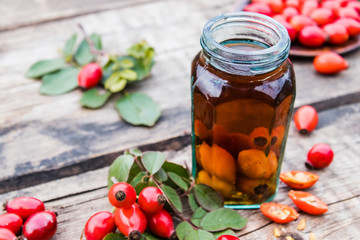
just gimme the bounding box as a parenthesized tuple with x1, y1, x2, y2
(142, 232, 162, 240)
(185, 230, 215, 240)
(26, 59, 65, 78)
(103, 233, 126, 240)
(167, 172, 188, 191)
(200, 208, 247, 232)
(130, 172, 147, 189)
(119, 69, 137, 81)
(109, 78, 127, 93)
(80, 88, 111, 109)
(191, 207, 208, 227)
(176, 222, 194, 240)
(188, 192, 200, 212)
(74, 33, 102, 66)
(213, 229, 237, 238)
(107, 154, 134, 188)
(119, 58, 135, 68)
(127, 162, 142, 183)
(142, 151, 166, 175)
(129, 148, 142, 157)
(40, 67, 79, 95)
(105, 71, 121, 89)
(161, 184, 183, 212)
(90, 33, 102, 50)
(135, 182, 149, 195)
(194, 184, 224, 211)
(63, 34, 77, 61)
(162, 162, 190, 178)
(127, 41, 155, 81)
(153, 168, 168, 182)
(115, 92, 161, 127)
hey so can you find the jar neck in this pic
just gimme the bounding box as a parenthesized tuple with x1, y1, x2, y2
(200, 12, 290, 76)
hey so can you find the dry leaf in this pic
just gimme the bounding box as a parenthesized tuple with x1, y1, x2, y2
(309, 232, 316, 240)
(285, 236, 295, 240)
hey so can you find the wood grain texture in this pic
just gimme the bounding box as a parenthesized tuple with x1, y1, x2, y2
(1, 103, 360, 239)
(1, 0, 360, 196)
(0, 0, 161, 32)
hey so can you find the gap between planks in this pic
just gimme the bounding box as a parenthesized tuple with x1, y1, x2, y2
(0, 0, 165, 32)
(2, 90, 360, 195)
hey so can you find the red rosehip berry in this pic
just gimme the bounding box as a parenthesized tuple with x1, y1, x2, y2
(147, 209, 175, 239)
(335, 18, 360, 37)
(84, 211, 116, 240)
(290, 15, 316, 33)
(0, 228, 16, 240)
(307, 143, 334, 169)
(278, 20, 298, 42)
(78, 63, 102, 89)
(138, 187, 166, 215)
(285, 0, 300, 9)
(108, 182, 137, 208)
(310, 8, 335, 26)
(114, 203, 147, 240)
(294, 105, 318, 134)
(282, 7, 299, 20)
(23, 211, 57, 240)
(218, 235, 240, 240)
(0, 213, 23, 235)
(323, 23, 349, 45)
(243, 3, 273, 16)
(313, 51, 348, 74)
(347, 2, 360, 14)
(301, 1, 319, 16)
(299, 26, 327, 47)
(4, 197, 45, 221)
(338, 7, 360, 20)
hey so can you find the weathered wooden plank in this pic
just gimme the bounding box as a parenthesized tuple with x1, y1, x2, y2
(0, 0, 232, 192)
(1, 103, 360, 239)
(240, 197, 360, 240)
(1, 0, 360, 194)
(0, 0, 161, 32)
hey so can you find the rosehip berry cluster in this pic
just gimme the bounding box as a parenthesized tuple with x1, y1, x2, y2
(84, 183, 175, 240)
(0, 196, 57, 240)
(243, 0, 360, 47)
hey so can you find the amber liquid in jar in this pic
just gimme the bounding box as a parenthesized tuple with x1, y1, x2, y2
(191, 40, 295, 207)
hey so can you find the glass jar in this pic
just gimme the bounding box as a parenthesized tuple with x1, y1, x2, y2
(191, 12, 296, 209)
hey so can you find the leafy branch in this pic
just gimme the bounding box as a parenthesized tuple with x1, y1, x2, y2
(25, 26, 161, 127)
(107, 149, 248, 240)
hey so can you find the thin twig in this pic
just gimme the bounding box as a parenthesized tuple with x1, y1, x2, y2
(133, 156, 198, 227)
(78, 23, 107, 56)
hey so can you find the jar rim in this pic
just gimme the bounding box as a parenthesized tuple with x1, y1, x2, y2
(200, 12, 290, 73)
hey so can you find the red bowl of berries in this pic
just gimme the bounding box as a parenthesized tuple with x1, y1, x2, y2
(236, 0, 360, 57)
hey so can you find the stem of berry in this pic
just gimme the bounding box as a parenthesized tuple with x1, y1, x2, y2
(78, 23, 108, 56)
(132, 156, 198, 228)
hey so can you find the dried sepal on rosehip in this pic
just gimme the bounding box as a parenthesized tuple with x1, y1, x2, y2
(138, 186, 166, 215)
(108, 182, 137, 208)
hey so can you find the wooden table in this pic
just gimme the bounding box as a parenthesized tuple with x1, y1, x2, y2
(1, 0, 360, 239)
